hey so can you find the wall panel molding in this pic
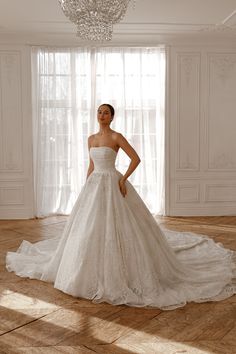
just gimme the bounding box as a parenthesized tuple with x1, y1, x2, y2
(0, 51, 24, 172)
(0, 45, 33, 219)
(176, 53, 201, 172)
(204, 183, 236, 203)
(0, 185, 24, 205)
(176, 183, 200, 203)
(169, 46, 236, 216)
(209, 54, 236, 82)
(206, 53, 236, 172)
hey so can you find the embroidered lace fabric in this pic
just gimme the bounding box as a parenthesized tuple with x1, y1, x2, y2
(6, 146, 236, 310)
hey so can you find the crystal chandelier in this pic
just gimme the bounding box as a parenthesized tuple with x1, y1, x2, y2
(59, 0, 132, 41)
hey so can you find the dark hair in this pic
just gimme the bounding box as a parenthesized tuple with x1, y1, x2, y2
(99, 103, 115, 118)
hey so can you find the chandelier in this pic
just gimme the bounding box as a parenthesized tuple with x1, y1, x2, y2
(59, 0, 132, 41)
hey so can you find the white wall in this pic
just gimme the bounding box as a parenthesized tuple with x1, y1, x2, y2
(0, 43, 236, 218)
(0, 45, 34, 218)
(168, 45, 236, 215)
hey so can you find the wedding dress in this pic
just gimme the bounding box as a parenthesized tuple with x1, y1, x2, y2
(6, 146, 236, 310)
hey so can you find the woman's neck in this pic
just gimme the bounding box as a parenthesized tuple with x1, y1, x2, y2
(98, 126, 112, 135)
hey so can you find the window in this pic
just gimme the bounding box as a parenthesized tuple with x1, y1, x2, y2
(32, 47, 166, 216)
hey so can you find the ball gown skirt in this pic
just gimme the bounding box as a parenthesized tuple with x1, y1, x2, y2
(6, 146, 236, 310)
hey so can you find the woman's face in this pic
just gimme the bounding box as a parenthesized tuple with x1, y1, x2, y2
(97, 105, 112, 124)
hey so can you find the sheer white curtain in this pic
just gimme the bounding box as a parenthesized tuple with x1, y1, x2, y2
(32, 46, 166, 217)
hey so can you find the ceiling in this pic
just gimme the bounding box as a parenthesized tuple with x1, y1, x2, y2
(0, 0, 236, 45)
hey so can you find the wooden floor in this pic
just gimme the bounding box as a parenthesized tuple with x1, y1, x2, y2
(0, 216, 236, 354)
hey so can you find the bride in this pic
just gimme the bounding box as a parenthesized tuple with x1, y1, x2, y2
(6, 104, 236, 310)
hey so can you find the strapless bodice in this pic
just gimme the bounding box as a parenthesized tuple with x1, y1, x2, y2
(90, 146, 117, 172)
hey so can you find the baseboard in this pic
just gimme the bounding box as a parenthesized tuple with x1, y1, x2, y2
(168, 206, 236, 216)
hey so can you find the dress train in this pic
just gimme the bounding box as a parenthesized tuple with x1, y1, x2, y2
(6, 146, 236, 310)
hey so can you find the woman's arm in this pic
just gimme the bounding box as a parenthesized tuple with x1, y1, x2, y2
(86, 136, 94, 180)
(116, 133, 141, 197)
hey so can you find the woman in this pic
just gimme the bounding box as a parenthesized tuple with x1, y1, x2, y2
(6, 104, 236, 310)
(87, 104, 141, 196)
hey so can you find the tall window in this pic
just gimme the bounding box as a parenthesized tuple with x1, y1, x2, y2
(32, 47, 166, 217)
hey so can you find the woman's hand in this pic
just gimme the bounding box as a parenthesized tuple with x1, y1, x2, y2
(119, 177, 127, 197)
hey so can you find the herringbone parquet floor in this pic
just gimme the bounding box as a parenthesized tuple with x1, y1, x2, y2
(0, 216, 236, 354)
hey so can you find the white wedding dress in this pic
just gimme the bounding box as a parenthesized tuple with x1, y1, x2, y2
(6, 146, 236, 310)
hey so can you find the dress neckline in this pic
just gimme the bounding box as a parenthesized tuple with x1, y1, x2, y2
(90, 146, 118, 154)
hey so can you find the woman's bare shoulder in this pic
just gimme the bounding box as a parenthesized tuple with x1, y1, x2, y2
(87, 134, 97, 148)
(111, 131, 124, 140)
(112, 131, 128, 144)
(88, 134, 96, 142)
